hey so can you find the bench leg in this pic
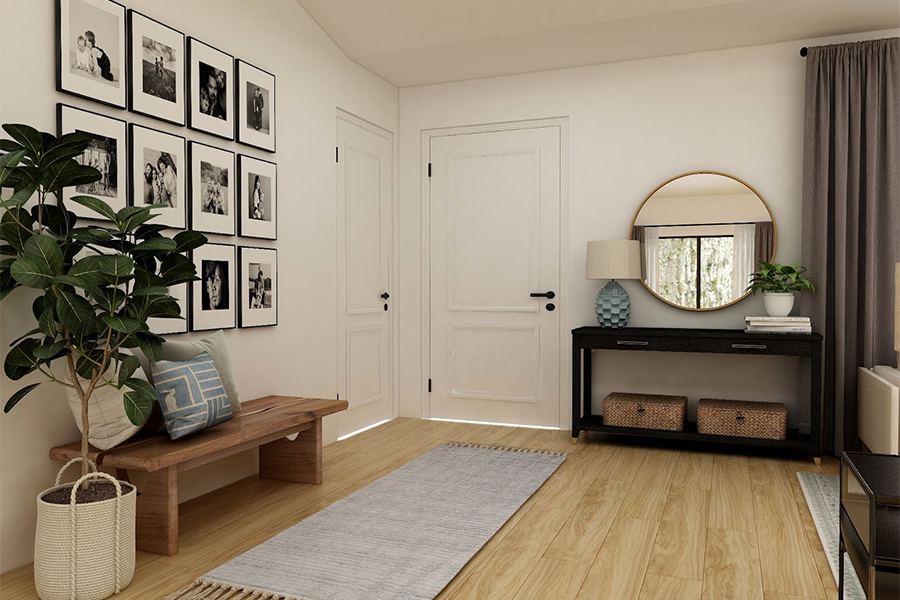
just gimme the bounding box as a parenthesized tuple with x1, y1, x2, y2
(136, 467, 178, 555)
(259, 419, 323, 484)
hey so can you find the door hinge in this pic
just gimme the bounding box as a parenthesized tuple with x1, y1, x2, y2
(428, 378, 432, 393)
(336, 392, 340, 400)
(427, 163, 432, 178)
(336, 147, 339, 162)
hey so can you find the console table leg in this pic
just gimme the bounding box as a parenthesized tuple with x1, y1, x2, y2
(136, 467, 178, 555)
(259, 419, 322, 484)
(813, 456, 821, 466)
(571, 434, 579, 445)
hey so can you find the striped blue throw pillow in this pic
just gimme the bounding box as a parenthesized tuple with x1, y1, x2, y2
(152, 351, 233, 440)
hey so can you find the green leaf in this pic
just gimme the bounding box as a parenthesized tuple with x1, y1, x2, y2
(136, 332, 165, 362)
(7, 327, 40, 348)
(0, 139, 26, 153)
(4, 383, 41, 413)
(0, 207, 34, 252)
(44, 132, 89, 153)
(173, 231, 208, 254)
(2, 124, 43, 158)
(133, 237, 177, 254)
(117, 207, 156, 233)
(130, 285, 168, 297)
(101, 314, 142, 334)
(68, 254, 106, 285)
(5, 338, 41, 380)
(10, 257, 54, 288)
(56, 290, 95, 333)
(23, 235, 62, 274)
(35, 205, 76, 238)
(123, 378, 156, 425)
(98, 255, 134, 277)
(39, 307, 56, 337)
(134, 224, 169, 239)
(0, 244, 17, 256)
(0, 150, 27, 187)
(39, 145, 87, 170)
(69, 196, 116, 221)
(117, 355, 141, 386)
(33, 341, 65, 360)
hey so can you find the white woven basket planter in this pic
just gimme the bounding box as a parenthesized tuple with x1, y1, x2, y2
(34, 459, 136, 600)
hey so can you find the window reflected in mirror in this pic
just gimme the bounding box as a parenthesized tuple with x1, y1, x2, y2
(631, 172, 776, 311)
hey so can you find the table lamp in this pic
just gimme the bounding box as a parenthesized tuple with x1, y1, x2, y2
(585, 240, 642, 328)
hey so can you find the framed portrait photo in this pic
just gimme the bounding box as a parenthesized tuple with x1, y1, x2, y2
(187, 38, 234, 140)
(129, 124, 186, 229)
(127, 10, 185, 126)
(191, 243, 236, 332)
(189, 142, 235, 236)
(57, 0, 126, 109)
(238, 155, 277, 239)
(239, 247, 277, 328)
(147, 282, 189, 335)
(58, 103, 128, 220)
(236, 61, 275, 152)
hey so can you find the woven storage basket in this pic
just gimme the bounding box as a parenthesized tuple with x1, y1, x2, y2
(34, 459, 136, 600)
(602, 392, 687, 431)
(697, 398, 787, 440)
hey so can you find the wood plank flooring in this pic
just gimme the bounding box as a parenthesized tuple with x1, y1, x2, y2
(0, 419, 839, 600)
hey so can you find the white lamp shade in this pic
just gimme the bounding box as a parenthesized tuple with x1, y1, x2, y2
(585, 240, 642, 280)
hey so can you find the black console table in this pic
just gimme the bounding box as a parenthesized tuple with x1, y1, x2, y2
(572, 327, 824, 461)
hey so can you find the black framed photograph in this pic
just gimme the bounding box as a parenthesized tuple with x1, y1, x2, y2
(238, 155, 277, 239)
(189, 142, 235, 236)
(236, 60, 275, 152)
(239, 247, 277, 328)
(58, 103, 128, 220)
(147, 282, 189, 335)
(57, 0, 126, 109)
(129, 124, 186, 229)
(127, 10, 185, 126)
(190, 243, 236, 331)
(187, 38, 234, 140)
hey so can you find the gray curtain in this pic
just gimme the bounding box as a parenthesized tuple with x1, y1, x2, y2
(754, 221, 775, 266)
(801, 38, 900, 452)
(632, 225, 646, 279)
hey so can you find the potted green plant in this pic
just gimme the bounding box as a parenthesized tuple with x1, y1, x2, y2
(745, 261, 816, 317)
(1, 123, 205, 600)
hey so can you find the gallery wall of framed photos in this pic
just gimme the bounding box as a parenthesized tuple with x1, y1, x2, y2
(56, 0, 280, 334)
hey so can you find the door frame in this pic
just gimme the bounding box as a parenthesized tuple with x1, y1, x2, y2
(420, 117, 570, 428)
(336, 108, 400, 424)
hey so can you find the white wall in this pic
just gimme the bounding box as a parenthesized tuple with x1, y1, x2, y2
(0, 0, 398, 573)
(397, 29, 899, 432)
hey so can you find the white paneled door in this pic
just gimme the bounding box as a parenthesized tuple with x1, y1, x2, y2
(337, 115, 393, 437)
(430, 125, 561, 427)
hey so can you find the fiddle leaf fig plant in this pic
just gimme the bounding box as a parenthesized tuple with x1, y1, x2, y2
(0, 123, 207, 480)
(745, 261, 816, 294)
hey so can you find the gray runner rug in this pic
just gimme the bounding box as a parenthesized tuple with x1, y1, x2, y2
(167, 442, 566, 600)
(796, 472, 865, 600)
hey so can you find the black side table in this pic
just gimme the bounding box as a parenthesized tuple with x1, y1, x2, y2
(839, 452, 899, 598)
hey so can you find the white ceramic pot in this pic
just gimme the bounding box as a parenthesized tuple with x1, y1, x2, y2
(34, 459, 135, 600)
(763, 292, 795, 317)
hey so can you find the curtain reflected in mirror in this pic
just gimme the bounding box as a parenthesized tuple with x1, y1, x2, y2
(631, 172, 776, 311)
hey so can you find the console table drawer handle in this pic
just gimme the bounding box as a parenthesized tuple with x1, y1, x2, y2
(732, 343, 767, 350)
(617, 341, 649, 346)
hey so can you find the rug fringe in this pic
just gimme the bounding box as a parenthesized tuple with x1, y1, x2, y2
(443, 441, 568, 457)
(166, 578, 320, 600)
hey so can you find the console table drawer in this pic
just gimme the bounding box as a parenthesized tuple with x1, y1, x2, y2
(581, 335, 686, 352)
(691, 338, 812, 356)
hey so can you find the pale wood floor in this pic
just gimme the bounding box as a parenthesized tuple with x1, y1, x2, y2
(0, 418, 841, 600)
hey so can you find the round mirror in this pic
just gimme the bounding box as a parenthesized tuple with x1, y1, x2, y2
(630, 171, 776, 311)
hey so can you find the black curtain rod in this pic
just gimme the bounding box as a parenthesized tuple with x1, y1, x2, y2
(800, 46, 809, 57)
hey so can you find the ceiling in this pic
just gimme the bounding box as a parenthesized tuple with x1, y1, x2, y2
(295, 0, 899, 87)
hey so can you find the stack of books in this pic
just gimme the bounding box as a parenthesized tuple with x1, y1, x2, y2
(745, 316, 812, 334)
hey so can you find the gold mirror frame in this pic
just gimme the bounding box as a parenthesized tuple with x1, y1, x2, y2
(628, 170, 778, 312)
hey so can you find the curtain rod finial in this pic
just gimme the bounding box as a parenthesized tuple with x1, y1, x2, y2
(800, 47, 809, 57)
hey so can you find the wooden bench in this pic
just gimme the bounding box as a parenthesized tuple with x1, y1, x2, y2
(50, 395, 347, 556)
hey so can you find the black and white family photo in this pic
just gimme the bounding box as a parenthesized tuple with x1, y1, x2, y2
(59, 0, 126, 108)
(236, 60, 276, 152)
(128, 11, 185, 125)
(239, 247, 277, 328)
(200, 161, 229, 215)
(247, 262, 273, 310)
(202, 260, 230, 311)
(76, 131, 118, 198)
(248, 173, 272, 222)
(142, 36, 176, 102)
(199, 61, 227, 120)
(142, 149, 178, 207)
(189, 142, 235, 235)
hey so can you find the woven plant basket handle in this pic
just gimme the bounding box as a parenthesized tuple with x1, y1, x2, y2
(54, 457, 97, 487)
(67, 471, 124, 600)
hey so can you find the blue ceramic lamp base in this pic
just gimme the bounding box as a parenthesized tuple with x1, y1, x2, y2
(595, 280, 632, 328)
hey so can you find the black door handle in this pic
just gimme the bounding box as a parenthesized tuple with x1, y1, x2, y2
(530, 291, 556, 299)
(381, 292, 390, 300)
